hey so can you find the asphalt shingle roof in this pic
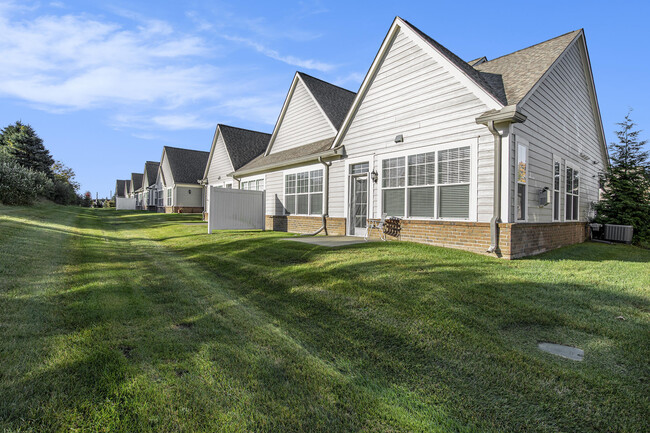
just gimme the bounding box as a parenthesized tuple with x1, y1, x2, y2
(219, 125, 271, 170)
(115, 180, 126, 197)
(131, 173, 143, 191)
(144, 161, 159, 187)
(124, 180, 131, 195)
(297, 72, 356, 130)
(472, 30, 581, 105)
(236, 137, 335, 174)
(164, 146, 210, 185)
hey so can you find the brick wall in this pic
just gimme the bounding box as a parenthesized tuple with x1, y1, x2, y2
(509, 222, 587, 258)
(265, 215, 346, 236)
(163, 206, 203, 214)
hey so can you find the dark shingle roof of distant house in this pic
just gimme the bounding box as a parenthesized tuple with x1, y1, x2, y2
(236, 137, 335, 174)
(297, 72, 357, 130)
(219, 125, 271, 170)
(144, 161, 159, 187)
(124, 180, 131, 194)
(401, 19, 507, 105)
(472, 30, 581, 105)
(164, 146, 210, 185)
(115, 180, 126, 197)
(131, 173, 143, 191)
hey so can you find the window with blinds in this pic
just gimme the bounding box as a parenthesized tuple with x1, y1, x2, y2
(565, 165, 579, 221)
(381, 146, 470, 219)
(553, 161, 561, 221)
(284, 169, 323, 215)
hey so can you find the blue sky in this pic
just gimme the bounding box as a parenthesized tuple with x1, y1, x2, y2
(0, 0, 648, 197)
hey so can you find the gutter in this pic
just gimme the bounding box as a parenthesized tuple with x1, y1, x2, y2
(476, 105, 526, 254)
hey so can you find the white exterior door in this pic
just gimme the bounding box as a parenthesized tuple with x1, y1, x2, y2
(348, 162, 370, 237)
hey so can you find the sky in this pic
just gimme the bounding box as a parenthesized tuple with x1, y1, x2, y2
(0, 0, 648, 197)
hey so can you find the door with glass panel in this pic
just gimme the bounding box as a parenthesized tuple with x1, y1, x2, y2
(348, 162, 369, 236)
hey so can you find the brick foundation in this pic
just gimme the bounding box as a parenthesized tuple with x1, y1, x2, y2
(265, 215, 346, 236)
(162, 206, 203, 214)
(263, 214, 587, 259)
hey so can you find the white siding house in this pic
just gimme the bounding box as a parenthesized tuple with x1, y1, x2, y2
(232, 17, 606, 258)
(158, 146, 210, 213)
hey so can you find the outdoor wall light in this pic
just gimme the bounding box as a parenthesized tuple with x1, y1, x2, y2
(394, 134, 404, 143)
(370, 169, 379, 183)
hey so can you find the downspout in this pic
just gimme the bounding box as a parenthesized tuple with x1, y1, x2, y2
(486, 120, 502, 253)
(302, 156, 331, 236)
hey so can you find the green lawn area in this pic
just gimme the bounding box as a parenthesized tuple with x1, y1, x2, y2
(1, 203, 648, 432)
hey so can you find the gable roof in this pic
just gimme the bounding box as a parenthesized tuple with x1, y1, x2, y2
(131, 173, 143, 191)
(163, 146, 210, 185)
(143, 161, 159, 188)
(115, 180, 126, 197)
(124, 180, 131, 195)
(472, 30, 581, 105)
(297, 72, 357, 130)
(219, 125, 271, 170)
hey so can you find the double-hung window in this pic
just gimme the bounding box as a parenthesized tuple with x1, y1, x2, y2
(565, 164, 579, 220)
(516, 144, 528, 221)
(284, 169, 323, 215)
(553, 160, 561, 221)
(241, 179, 265, 191)
(380, 146, 470, 219)
(166, 187, 172, 206)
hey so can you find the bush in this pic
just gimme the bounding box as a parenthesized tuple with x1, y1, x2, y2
(50, 178, 78, 205)
(0, 148, 53, 205)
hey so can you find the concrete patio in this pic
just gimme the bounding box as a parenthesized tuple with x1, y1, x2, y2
(283, 236, 376, 247)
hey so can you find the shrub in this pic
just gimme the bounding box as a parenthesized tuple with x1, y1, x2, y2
(0, 148, 53, 205)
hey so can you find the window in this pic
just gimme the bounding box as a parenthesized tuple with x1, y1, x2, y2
(241, 179, 265, 191)
(565, 164, 579, 221)
(226, 183, 232, 189)
(284, 169, 323, 215)
(380, 146, 470, 219)
(166, 188, 172, 206)
(382, 157, 405, 216)
(553, 160, 561, 221)
(437, 146, 470, 218)
(516, 144, 527, 221)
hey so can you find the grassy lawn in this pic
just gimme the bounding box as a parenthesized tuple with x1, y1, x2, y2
(1, 203, 648, 432)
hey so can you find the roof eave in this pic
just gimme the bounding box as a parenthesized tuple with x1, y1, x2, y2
(232, 146, 345, 178)
(475, 105, 527, 126)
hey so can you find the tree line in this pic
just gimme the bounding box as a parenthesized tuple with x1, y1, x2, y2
(0, 121, 91, 206)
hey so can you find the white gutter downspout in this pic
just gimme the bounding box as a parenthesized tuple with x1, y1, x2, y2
(486, 120, 502, 253)
(303, 156, 331, 236)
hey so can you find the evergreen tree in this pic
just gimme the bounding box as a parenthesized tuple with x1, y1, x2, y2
(595, 113, 650, 243)
(0, 121, 54, 177)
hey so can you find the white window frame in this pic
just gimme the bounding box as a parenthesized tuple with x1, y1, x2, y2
(565, 161, 580, 221)
(283, 164, 324, 216)
(240, 175, 265, 191)
(344, 156, 374, 227)
(516, 140, 528, 222)
(377, 141, 476, 221)
(552, 156, 562, 222)
(166, 187, 172, 206)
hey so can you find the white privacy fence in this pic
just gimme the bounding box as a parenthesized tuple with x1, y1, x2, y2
(207, 187, 266, 233)
(115, 197, 136, 210)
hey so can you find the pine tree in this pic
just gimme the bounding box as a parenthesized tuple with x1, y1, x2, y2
(595, 112, 650, 243)
(0, 121, 54, 177)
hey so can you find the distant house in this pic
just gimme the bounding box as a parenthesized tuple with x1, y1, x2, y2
(232, 17, 607, 258)
(124, 180, 132, 199)
(130, 173, 144, 209)
(158, 146, 210, 213)
(142, 161, 160, 211)
(114, 180, 127, 199)
(202, 124, 271, 216)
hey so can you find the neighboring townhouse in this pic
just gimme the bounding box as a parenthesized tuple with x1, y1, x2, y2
(141, 161, 160, 211)
(129, 173, 144, 209)
(233, 71, 356, 232)
(233, 17, 606, 258)
(202, 124, 271, 216)
(123, 180, 132, 199)
(115, 179, 127, 199)
(158, 146, 209, 213)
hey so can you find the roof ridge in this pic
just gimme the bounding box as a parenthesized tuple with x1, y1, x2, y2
(164, 145, 209, 153)
(218, 124, 272, 136)
(481, 29, 581, 64)
(297, 71, 356, 95)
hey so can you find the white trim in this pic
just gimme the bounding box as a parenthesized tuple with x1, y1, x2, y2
(282, 165, 325, 216)
(344, 156, 375, 228)
(564, 160, 580, 221)
(552, 155, 562, 222)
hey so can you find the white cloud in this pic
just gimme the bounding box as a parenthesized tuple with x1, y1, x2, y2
(334, 71, 365, 87)
(223, 35, 336, 72)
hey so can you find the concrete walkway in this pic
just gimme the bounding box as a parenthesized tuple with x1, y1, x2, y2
(283, 236, 375, 247)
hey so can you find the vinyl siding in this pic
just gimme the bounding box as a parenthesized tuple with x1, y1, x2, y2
(270, 79, 335, 154)
(174, 185, 203, 207)
(160, 154, 174, 188)
(513, 40, 605, 223)
(264, 171, 284, 215)
(206, 133, 235, 185)
(334, 28, 494, 223)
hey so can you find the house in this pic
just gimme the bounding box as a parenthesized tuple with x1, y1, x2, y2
(158, 146, 209, 213)
(141, 161, 160, 211)
(115, 179, 127, 199)
(129, 173, 144, 209)
(123, 180, 131, 199)
(202, 124, 271, 217)
(233, 17, 606, 259)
